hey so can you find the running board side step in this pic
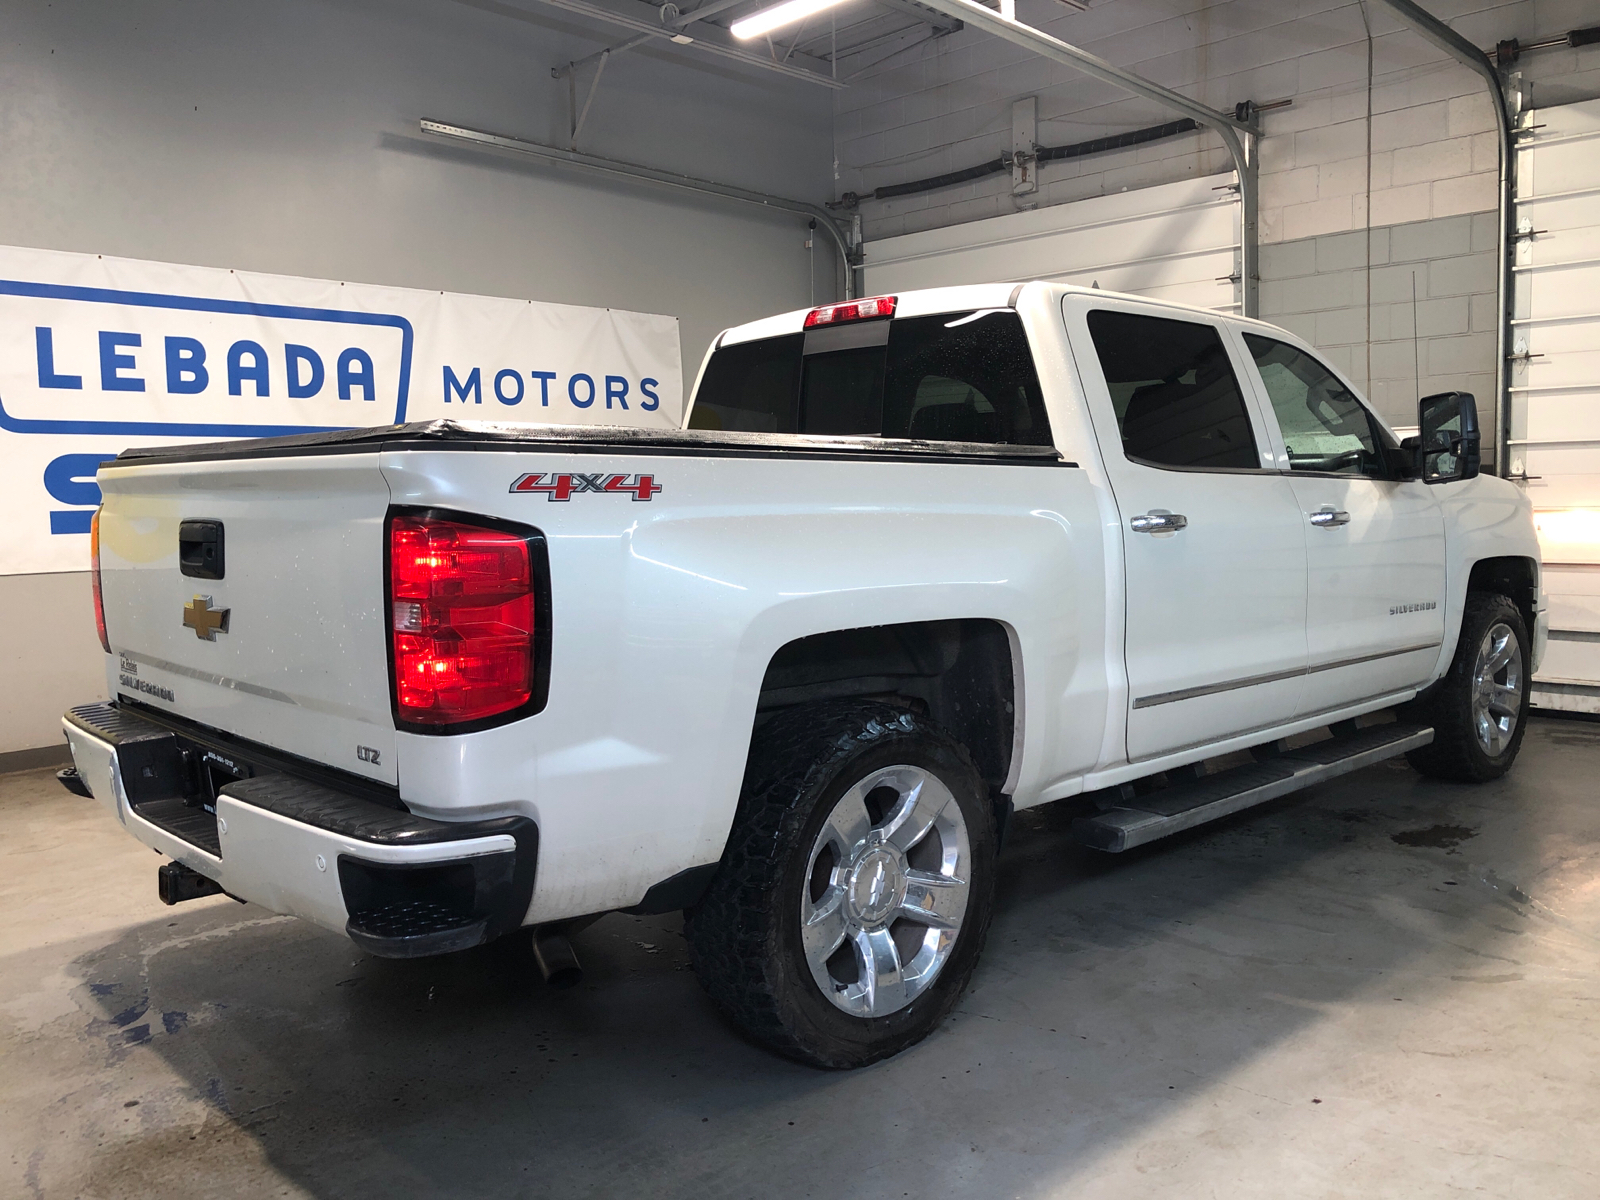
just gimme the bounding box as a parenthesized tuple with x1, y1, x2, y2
(1072, 724, 1434, 852)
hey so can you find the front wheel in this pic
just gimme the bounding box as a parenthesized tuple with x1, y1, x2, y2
(686, 702, 997, 1069)
(1404, 592, 1531, 782)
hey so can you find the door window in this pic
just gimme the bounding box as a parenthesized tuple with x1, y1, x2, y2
(1243, 335, 1387, 478)
(1085, 310, 1260, 470)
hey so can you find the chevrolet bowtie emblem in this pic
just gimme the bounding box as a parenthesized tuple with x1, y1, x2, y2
(182, 595, 230, 641)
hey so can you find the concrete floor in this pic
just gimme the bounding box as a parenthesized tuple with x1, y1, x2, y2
(3, 718, 1598, 1199)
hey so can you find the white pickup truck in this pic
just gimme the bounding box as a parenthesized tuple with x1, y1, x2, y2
(63, 281, 1544, 1068)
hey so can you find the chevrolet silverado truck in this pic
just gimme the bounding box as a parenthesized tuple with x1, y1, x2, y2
(61, 282, 1545, 1068)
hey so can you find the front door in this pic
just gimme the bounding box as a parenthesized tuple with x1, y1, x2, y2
(1239, 334, 1446, 715)
(1064, 297, 1309, 763)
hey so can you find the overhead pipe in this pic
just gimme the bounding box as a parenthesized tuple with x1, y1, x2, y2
(853, 117, 1202, 203)
(1376, 0, 1514, 476)
(420, 119, 856, 299)
(892, 0, 1262, 316)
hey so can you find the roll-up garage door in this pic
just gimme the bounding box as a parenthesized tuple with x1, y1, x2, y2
(1510, 98, 1600, 713)
(862, 172, 1243, 313)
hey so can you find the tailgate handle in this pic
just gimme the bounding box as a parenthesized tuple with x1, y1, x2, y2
(179, 519, 225, 580)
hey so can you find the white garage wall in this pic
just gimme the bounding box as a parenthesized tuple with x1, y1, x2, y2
(0, 0, 835, 757)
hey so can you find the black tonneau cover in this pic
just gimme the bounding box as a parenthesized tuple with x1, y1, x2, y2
(112, 420, 1072, 468)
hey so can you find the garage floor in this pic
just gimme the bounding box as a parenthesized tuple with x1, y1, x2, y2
(3, 717, 1598, 1199)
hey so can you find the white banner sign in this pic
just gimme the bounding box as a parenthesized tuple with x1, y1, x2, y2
(0, 244, 682, 575)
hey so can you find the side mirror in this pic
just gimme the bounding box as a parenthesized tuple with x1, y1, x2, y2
(1416, 391, 1480, 484)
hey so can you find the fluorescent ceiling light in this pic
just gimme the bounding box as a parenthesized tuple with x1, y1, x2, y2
(731, 0, 850, 40)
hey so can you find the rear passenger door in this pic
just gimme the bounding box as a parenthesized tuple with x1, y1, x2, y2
(1063, 296, 1309, 763)
(1238, 333, 1446, 715)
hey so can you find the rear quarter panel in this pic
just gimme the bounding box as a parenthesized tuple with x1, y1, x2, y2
(381, 446, 1107, 922)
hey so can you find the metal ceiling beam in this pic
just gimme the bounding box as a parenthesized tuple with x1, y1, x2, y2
(893, 0, 1261, 315)
(668, 0, 747, 27)
(420, 119, 856, 297)
(895, 0, 1251, 133)
(872, 0, 962, 37)
(1375, 0, 1514, 475)
(557, 0, 751, 81)
(522, 0, 844, 88)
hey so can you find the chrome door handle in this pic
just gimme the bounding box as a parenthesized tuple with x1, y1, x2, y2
(1309, 507, 1351, 527)
(1130, 511, 1188, 534)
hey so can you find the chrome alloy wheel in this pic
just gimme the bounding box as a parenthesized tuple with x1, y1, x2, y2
(1472, 621, 1524, 756)
(800, 764, 971, 1019)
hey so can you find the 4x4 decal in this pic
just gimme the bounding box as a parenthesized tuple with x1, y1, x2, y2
(509, 472, 662, 501)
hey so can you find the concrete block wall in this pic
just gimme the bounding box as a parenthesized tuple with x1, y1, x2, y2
(1258, 212, 1500, 427)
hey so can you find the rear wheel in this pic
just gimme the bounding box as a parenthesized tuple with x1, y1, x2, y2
(686, 701, 996, 1068)
(1405, 592, 1530, 782)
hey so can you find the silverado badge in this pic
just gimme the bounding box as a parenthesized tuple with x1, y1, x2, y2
(182, 595, 230, 641)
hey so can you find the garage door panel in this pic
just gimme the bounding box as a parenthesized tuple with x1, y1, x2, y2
(1543, 578, 1600, 634)
(1517, 225, 1600, 265)
(1071, 255, 1236, 301)
(1547, 596, 1600, 634)
(1517, 391, 1600, 444)
(1519, 460, 1600, 510)
(1538, 637, 1600, 686)
(864, 173, 1241, 313)
(1516, 195, 1600, 247)
(1513, 320, 1600, 360)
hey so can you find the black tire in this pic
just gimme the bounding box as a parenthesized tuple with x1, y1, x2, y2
(1403, 592, 1531, 782)
(685, 701, 997, 1069)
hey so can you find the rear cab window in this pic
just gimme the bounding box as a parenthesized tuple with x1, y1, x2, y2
(689, 309, 1053, 447)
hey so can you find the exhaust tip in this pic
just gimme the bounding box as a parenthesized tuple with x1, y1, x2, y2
(531, 927, 583, 989)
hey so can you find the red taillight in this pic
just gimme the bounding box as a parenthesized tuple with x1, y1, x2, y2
(91, 507, 110, 653)
(388, 514, 538, 726)
(804, 294, 897, 328)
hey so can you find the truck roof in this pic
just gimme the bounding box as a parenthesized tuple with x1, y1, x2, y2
(715, 280, 1263, 348)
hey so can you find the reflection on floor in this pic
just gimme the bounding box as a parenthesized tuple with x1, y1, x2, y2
(3, 716, 1598, 1198)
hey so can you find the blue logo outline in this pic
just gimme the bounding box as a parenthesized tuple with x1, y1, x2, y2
(0, 279, 414, 437)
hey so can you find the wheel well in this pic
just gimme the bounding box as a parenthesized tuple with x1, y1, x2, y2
(1467, 556, 1537, 634)
(758, 619, 1016, 794)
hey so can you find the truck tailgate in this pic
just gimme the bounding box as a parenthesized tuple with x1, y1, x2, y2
(96, 453, 397, 786)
